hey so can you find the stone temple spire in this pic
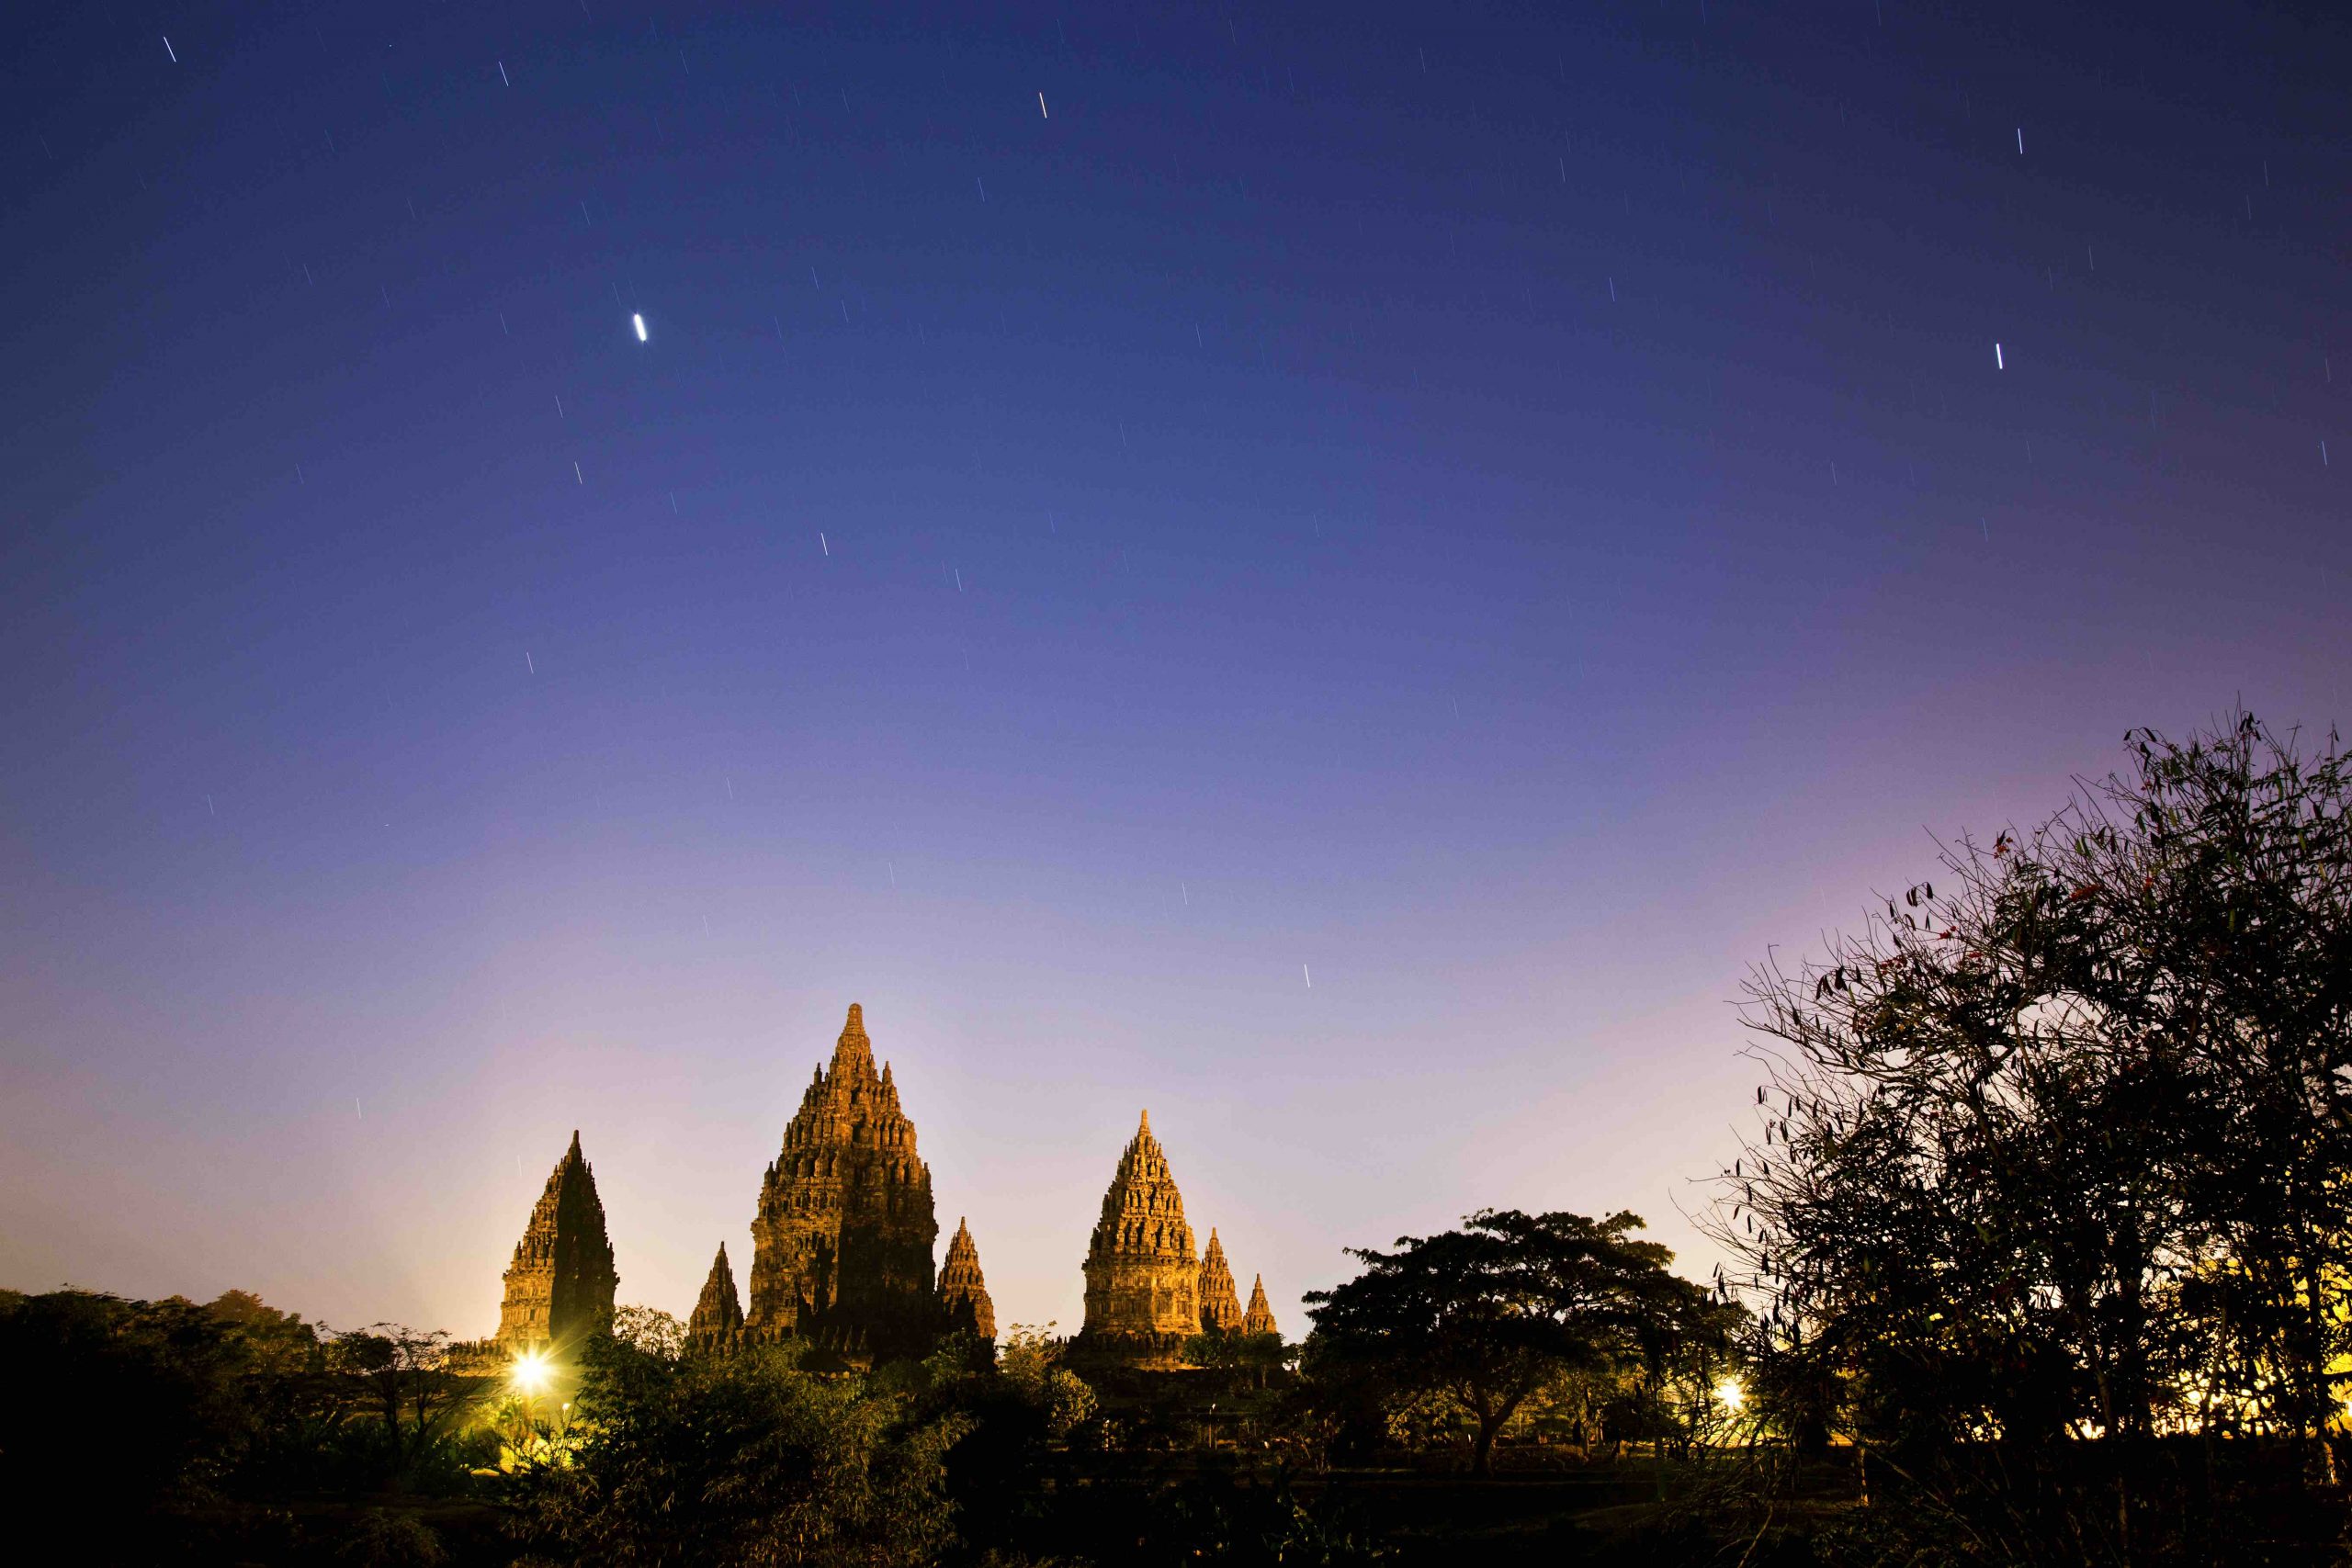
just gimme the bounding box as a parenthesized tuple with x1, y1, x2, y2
(831, 1002, 875, 1074)
(747, 1003, 940, 1362)
(1243, 1274, 1279, 1338)
(1197, 1228, 1244, 1332)
(1072, 1111, 1201, 1369)
(937, 1217, 996, 1342)
(495, 1131, 617, 1352)
(688, 1242, 745, 1348)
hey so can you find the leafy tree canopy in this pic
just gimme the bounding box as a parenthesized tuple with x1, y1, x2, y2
(1305, 1209, 1721, 1472)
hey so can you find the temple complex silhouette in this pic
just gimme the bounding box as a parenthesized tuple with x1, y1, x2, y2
(490, 1004, 1274, 1367)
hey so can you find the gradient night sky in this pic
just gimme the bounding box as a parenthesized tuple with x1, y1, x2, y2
(4, 1, 2347, 1339)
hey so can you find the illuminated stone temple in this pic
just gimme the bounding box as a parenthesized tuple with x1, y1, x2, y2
(484, 1009, 1283, 1371)
(746, 1004, 942, 1361)
(1072, 1111, 1204, 1369)
(494, 1132, 618, 1353)
(687, 1241, 746, 1349)
(1243, 1273, 1279, 1338)
(938, 1217, 996, 1343)
(1197, 1229, 1244, 1333)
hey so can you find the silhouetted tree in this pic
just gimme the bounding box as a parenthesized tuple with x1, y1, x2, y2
(0, 1290, 256, 1523)
(334, 1323, 477, 1465)
(995, 1322, 1097, 1437)
(1713, 712, 2352, 1559)
(0, 1288, 486, 1542)
(1182, 1325, 1292, 1391)
(1304, 1208, 1719, 1474)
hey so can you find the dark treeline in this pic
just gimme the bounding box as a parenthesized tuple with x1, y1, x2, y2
(0, 1286, 499, 1561)
(8, 714, 2349, 1566)
(0, 1247, 1729, 1565)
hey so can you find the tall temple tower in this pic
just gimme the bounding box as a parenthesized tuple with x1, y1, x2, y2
(938, 1218, 996, 1343)
(495, 1132, 618, 1352)
(1197, 1228, 1244, 1333)
(748, 1004, 941, 1361)
(1073, 1111, 1201, 1369)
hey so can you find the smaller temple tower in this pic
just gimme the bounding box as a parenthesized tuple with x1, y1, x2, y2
(1073, 1111, 1201, 1369)
(495, 1132, 618, 1352)
(1242, 1274, 1278, 1338)
(1197, 1229, 1244, 1333)
(938, 1218, 996, 1343)
(688, 1242, 746, 1349)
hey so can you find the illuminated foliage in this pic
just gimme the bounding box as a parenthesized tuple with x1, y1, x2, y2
(510, 1325, 968, 1564)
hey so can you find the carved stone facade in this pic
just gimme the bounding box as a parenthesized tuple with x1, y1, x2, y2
(1197, 1229, 1244, 1332)
(688, 1242, 746, 1348)
(747, 1004, 940, 1361)
(495, 1132, 618, 1352)
(1242, 1274, 1278, 1338)
(938, 1217, 996, 1342)
(1073, 1111, 1201, 1369)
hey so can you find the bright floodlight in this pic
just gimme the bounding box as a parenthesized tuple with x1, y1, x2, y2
(632, 312, 648, 342)
(1714, 1377, 1745, 1411)
(510, 1348, 555, 1395)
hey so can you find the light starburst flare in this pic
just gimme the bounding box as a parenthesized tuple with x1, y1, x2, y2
(510, 1348, 556, 1395)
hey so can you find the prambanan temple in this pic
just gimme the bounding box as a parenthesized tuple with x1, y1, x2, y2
(489, 1004, 1276, 1367)
(492, 1130, 618, 1352)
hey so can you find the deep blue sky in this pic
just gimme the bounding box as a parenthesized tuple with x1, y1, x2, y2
(4, 1, 2347, 1337)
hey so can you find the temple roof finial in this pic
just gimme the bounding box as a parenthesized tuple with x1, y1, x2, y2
(1139, 1108, 1150, 1135)
(829, 1001, 876, 1075)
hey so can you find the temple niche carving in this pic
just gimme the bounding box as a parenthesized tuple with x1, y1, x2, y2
(495, 1132, 617, 1352)
(1072, 1111, 1203, 1369)
(1197, 1229, 1244, 1333)
(938, 1218, 996, 1343)
(747, 1004, 941, 1362)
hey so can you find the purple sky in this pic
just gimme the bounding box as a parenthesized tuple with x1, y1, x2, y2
(4, 1, 2348, 1339)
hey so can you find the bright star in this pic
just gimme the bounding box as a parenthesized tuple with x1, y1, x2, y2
(632, 313, 648, 342)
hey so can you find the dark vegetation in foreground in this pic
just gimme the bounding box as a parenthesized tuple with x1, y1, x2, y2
(7, 713, 2351, 1566)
